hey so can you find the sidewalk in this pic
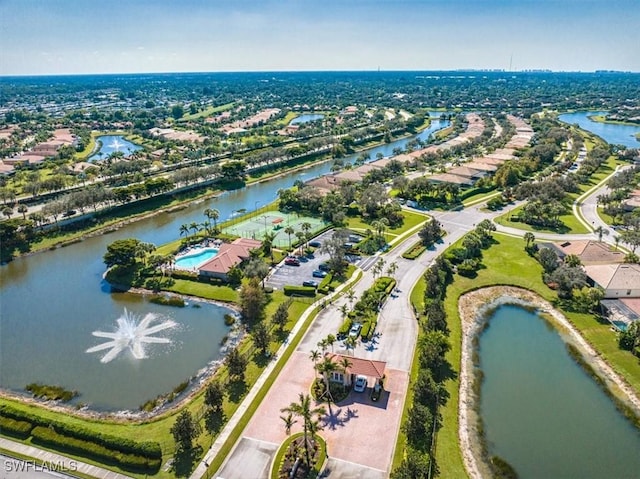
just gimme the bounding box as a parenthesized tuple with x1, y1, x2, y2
(0, 437, 133, 479)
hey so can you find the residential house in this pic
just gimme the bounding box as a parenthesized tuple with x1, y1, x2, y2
(324, 353, 386, 388)
(584, 263, 640, 299)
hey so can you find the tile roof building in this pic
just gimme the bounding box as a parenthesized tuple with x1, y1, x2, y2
(198, 237, 262, 280)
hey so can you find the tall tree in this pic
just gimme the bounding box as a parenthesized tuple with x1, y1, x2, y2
(204, 208, 220, 233)
(251, 322, 271, 355)
(239, 277, 266, 324)
(171, 410, 201, 452)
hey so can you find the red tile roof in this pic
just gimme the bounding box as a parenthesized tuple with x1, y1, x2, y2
(325, 353, 386, 379)
(198, 238, 262, 275)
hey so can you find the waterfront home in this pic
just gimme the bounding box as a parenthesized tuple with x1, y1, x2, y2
(198, 237, 262, 280)
(584, 263, 640, 299)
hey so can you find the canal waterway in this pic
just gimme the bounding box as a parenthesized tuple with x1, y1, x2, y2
(559, 111, 640, 148)
(479, 304, 640, 478)
(0, 119, 447, 410)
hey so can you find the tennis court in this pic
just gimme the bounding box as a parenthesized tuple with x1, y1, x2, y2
(222, 211, 327, 247)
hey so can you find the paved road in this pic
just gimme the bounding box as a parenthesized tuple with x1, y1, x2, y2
(577, 164, 632, 243)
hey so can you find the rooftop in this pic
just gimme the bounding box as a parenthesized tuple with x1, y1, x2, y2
(325, 353, 386, 379)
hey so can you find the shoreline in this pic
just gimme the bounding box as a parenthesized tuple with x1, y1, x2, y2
(0, 287, 244, 424)
(457, 286, 640, 479)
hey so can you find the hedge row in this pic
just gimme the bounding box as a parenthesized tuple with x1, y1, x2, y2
(402, 241, 427, 260)
(0, 404, 161, 459)
(0, 416, 33, 439)
(31, 426, 161, 474)
(317, 273, 335, 295)
(283, 285, 317, 297)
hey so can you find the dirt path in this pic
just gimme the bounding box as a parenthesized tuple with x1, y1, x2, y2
(457, 286, 640, 479)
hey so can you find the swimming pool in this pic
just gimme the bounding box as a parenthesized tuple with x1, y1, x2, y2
(175, 248, 219, 269)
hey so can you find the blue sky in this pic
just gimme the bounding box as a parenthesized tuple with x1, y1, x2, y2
(1, 0, 638, 75)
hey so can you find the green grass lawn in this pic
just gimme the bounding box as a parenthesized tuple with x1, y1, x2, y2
(494, 202, 589, 234)
(398, 232, 640, 478)
(344, 209, 429, 237)
(179, 102, 236, 121)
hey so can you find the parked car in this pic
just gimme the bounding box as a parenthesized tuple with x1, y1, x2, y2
(284, 257, 300, 266)
(353, 375, 367, 393)
(371, 381, 383, 401)
(312, 270, 328, 278)
(309, 240, 322, 248)
(348, 235, 362, 243)
(318, 263, 331, 272)
(296, 255, 309, 263)
(349, 322, 362, 338)
(302, 280, 318, 288)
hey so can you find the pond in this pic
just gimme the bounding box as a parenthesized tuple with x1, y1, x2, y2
(479, 304, 640, 478)
(289, 113, 324, 125)
(559, 111, 640, 148)
(89, 135, 142, 161)
(0, 288, 233, 412)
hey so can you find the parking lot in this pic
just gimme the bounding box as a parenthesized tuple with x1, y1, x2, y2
(266, 230, 335, 290)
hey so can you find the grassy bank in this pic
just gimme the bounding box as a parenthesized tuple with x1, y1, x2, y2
(399, 232, 640, 478)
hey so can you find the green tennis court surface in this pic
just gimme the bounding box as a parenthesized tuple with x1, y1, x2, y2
(223, 212, 328, 247)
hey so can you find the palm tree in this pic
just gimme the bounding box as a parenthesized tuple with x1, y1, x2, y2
(284, 226, 295, 250)
(309, 350, 321, 378)
(339, 304, 349, 320)
(594, 225, 609, 243)
(344, 335, 357, 355)
(386, 261, 398, 279)
(179, 224, 189, 240)
(204, 208, 220, 233)
(317, 338, 328, 353)
(280, 393, 326, 467)
(301, 222, 312, 249)
(346, 290, 355, 307)
(280, 412, 297, 436)
(325, 334, 336, 352)
(524, 231, 535, 248)
(262, 231, 277, 260)
(189, 221, 200, 238)
(316, 357, 338, 414)
(295, 231, 305, 253)
(614, 235, 621, 251)
(17, 203, 28, 220)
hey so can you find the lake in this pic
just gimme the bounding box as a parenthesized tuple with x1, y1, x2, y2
(559, 111, 640, 148)
(479, 304, 640, 478)
(0, 119, 448, 410)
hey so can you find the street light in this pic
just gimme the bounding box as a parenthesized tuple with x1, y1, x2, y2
(254, 201, 260, 219)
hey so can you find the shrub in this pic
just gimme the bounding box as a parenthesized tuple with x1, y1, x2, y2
(25, 383, 78, 402)
(402, 241, 427, 260)
(148, 294, 185, 307)
(283, 285, 316, 297)
(31, 426, 161, 474)
(0, 416, 33, 439)
(0, 404, 161, 460)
